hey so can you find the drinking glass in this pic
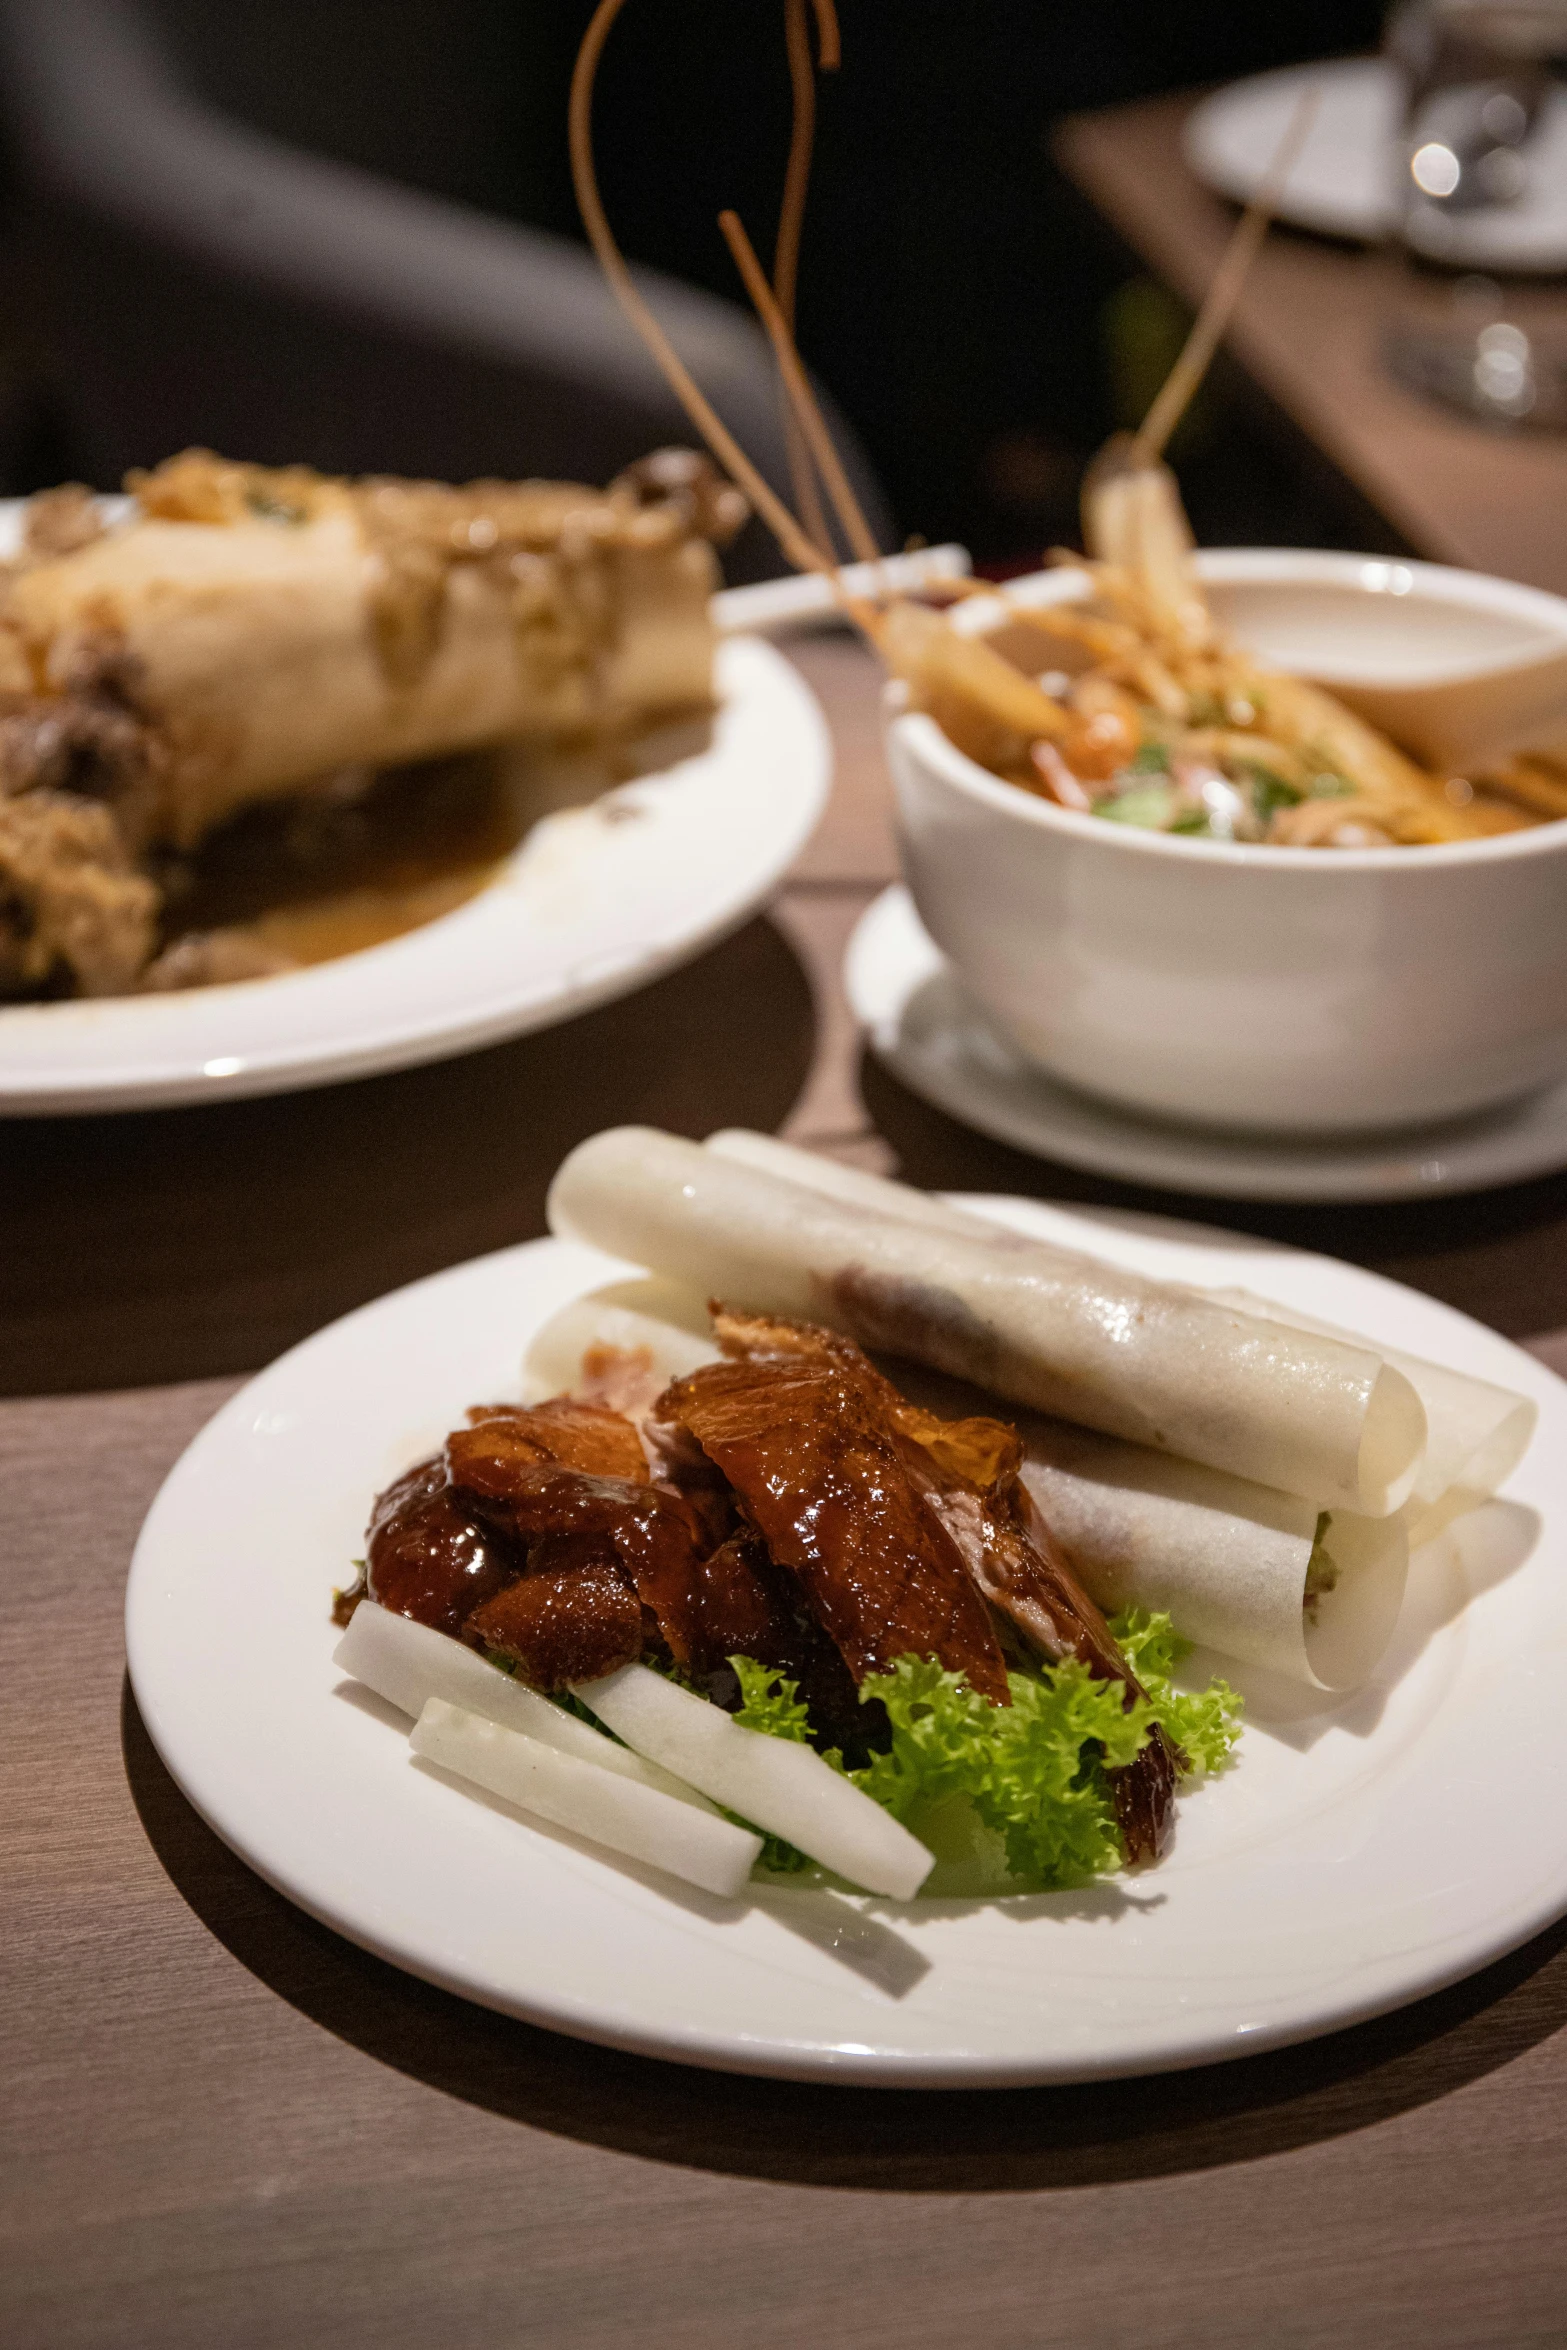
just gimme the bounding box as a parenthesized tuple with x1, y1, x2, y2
(1382, 0, 1567, 426)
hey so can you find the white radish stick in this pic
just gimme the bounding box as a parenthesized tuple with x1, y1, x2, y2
(334, 1600, 716, 1810)
(410, 1699, 761, 1900)
(575, 1661, 935, 1902)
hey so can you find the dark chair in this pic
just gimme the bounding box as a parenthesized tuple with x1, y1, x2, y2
(0, 0, 891, 577)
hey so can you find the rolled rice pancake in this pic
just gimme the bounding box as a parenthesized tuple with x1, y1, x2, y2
(547, 1127, 1427, 1516)
(523, 1277, 1408, 1691)
(703, 1133, 1533, 1553)
(1209, 1287, 1536, 1550)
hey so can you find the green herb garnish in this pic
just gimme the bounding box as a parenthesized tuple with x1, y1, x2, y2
(722, 1612, 1241, 1895)
(1098, 781, 1176, 829)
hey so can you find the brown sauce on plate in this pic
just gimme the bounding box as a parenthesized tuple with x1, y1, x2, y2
(157, 711, 713, 975)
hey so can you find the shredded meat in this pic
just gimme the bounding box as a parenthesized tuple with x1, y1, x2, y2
(0, 637, 163, 851)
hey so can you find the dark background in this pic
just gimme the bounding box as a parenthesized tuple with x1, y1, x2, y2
(9, 0, 1391, 558)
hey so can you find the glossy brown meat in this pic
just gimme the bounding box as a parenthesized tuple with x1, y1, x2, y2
(713, 1305, 1179, 1862)
(893, 1413, 1181, 1864)
(460, 1396, 649, 1483)
(464, 1535, 643, 1686)
(365, 1455, 522, 1638)
(448, 1413, 796, 1683)
(662, 1350, 1012, 1703)
(450, 1424, 697, 1594)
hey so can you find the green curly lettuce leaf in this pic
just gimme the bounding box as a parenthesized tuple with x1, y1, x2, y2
(1109, 1606, 1244, 1778)
(731, 1653, 815, 1744)
(723, 1612, 1242, 1896)
(854, 1653, 1151, 1889)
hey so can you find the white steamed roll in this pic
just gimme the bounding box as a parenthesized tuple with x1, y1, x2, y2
(546, 1127, 1426, 1516)
(702, 1133, 1529, 1552)
(1209, 1287, 1536, 1549)
(525, 1276, 1406, 1691)
(1016, 1421, 1406, 1690)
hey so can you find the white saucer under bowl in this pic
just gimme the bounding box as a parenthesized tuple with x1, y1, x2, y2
(846, 886, 1567, 1204)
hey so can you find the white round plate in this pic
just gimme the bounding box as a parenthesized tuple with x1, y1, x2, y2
(127, 1207, 1567, 2085)
(0, 634, 827, 1115)
(847, 885, 1567, 1204)
(1184, 57, 1567, 269)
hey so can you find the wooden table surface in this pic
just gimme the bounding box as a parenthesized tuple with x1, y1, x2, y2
(7, 635, 1567, 2349)
(1055, 92, 1567, 597)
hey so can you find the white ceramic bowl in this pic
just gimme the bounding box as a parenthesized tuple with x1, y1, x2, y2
(886, 551, 1567, 1136)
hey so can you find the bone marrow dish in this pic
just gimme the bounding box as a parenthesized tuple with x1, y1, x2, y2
(0, 446, 736, 1001)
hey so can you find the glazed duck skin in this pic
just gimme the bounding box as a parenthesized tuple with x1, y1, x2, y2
(660, 1346, 1013, 1703)
(447, 1407, 859, 1711)
(365, 1456, 524, 1640)
(361, 1308, 1210, 1879)
(709, 1307, 1179, 1861)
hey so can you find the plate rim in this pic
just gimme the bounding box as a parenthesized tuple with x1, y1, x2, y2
(124, 1208, 1567, 2086)
(1183, 55, 1567, 270)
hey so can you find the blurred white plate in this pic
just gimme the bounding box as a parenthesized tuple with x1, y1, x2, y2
(126, 1209, 1567, 2085)
(1184, 57, 1567, 270)
(847, 884, 1567, 1203)
(0, 632, 827, 1115)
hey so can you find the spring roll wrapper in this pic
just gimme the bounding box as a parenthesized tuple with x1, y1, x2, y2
(524, 1279, 1408, 1691)
(709, 1134, 1518, 1549)
(705, 1128, 1006, 1241)
(0, 498, 718, 845)
(1210, 1287, 1536, 1546)
(1016, 1424, 1406, 1690)
(524, 1278, 721, 1404)
(546, 1128, 1425, 1515)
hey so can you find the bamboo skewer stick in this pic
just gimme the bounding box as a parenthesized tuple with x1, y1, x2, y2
(568, 0, 836, 585)
(718, 209, 883, 567)
(775, 0, 836, 560)
(1131, 87, 1320, 466)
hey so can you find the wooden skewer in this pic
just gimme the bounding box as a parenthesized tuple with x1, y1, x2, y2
(569, 0, 837, 585)
(719, 208, 883, 567)
(1131, 87, 1320, 466)
(776, 0, 836, 559)
(807, 0, 840, 70)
